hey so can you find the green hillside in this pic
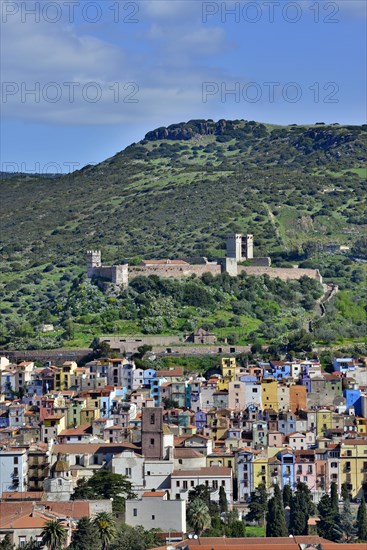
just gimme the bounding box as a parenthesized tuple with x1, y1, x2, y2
(1, 119, 366, 350)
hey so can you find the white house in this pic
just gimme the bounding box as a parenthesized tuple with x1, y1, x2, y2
(0, 447, 28, 497)
(125, 491, 186, 532)
(170, 466, 232, 502)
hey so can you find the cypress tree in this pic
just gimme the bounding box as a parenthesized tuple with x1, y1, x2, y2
(357, 496, 367, 541)
(283, 484, 292, 508)
(219, 485, 228, 514)
(330, 481, 339, 516)
(317, 494, 336, 541)
(266, 485, 288, 537)
(290, 492, 308, 535)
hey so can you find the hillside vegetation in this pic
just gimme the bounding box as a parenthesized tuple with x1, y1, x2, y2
(1, 120, 366, 350)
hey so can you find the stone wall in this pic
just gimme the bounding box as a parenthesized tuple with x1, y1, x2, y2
(238, 266, 322, 283)
(129, 264, 221, 279)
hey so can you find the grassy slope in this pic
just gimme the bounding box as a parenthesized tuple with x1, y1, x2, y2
(0, 119, 366, 349)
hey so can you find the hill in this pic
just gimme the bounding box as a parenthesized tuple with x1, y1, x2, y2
(1, 119, 366, 350)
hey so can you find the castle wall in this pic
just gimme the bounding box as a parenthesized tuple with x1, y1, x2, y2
(129, 264, 221, 279)
(238, 266, 322, 283)
(91, 266, 128, 288)
(247, 257, 271, 267)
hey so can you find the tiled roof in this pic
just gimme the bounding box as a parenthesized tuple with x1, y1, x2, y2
(142, 491, 166, 497)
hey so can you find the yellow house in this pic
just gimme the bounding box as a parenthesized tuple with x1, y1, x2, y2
(355, 417, 367, 435)
(41, 414, 66, 443)
(206, 451, 235, 469)
(218, 358, 237, 391)
(54, 361, 78, 390)
(339, 439, 367, 498)
(253, 455, 270, 489)
(261, 379, 278, 411)
(316, 409, 333, 438)
(80, 406, 100, 424)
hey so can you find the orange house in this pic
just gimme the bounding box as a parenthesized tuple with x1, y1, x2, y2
(289, 385, 307, 413)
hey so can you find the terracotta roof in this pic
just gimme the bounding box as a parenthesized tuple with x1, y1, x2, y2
(142, 491, 166, 497)
(53, 442, 139, 454)
(59, 425, 92, 436)
(174, 449, 204, 458)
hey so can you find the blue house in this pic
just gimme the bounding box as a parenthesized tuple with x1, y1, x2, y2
(344, 388, 362, 416)
(333, 357, 355, 373)
(267, 361, 292, 380)
(144, 369, 156, 386)
(279, 450, 295, 489)
(237, 450, 255, 501)
(194, 410, 207, 430)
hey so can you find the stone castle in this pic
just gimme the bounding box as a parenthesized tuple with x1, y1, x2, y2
(87, 234, 322, 289)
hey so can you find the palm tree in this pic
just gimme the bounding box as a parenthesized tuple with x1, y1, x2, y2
(93, 513, 116, 550)
(187, 498, 211, 537)
(41, 520, 68, 550)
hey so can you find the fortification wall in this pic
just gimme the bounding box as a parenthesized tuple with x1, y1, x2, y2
(129, 264, 221, 279)
(238, 266, 322, 283)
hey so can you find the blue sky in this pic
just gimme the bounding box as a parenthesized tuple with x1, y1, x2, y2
(1, 0, 366, 172)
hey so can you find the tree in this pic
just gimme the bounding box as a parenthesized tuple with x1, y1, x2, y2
(70, 517, 100, 550)
(246, 483, 268, 526)
(332, 498, 358, 543)
(111, 525, 161, 550)
(71, 470, 136, 511)
(219, 485, 228, 514)
(0, 534, 14, 550)
(341, 482, 351, 502)
(289, 491, 308, 535)
(41, 520, 68, 550)
(187, 499, 211, 537)
(266, 485, 287, 537)
(357, 497, 367, 541)
(330, 481, 339, 516)
(93, 513, 116, 550)
(317, 494, 338, 541)
(283, 484, 292, 508)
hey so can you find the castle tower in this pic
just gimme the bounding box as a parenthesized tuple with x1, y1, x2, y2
(86, 250, 101, 277)
(226, 234, 243, 261)
(141, 407, 164, 460)
(243, 234, 253, 260)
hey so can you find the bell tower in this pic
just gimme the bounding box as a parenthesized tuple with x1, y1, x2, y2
(141, 407, 164, 460)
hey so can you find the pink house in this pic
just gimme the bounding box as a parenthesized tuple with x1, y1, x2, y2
(294, 450, 317, 492)
(268, 431, 284, 447)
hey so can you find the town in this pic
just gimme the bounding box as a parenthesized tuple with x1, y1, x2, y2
(0, 351, 366, 549)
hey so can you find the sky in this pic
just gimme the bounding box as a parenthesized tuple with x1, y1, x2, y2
(1, 0, 366, 172)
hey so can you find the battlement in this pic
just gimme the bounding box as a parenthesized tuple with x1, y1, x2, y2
(86, 234, 322, 288)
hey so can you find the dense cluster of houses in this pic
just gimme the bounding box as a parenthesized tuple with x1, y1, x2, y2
(0, 354, 367, 542)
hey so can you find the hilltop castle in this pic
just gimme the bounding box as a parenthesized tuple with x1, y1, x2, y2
(87, 234, 322, 288)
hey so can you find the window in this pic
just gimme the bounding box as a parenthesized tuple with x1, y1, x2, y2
(151, 515, 155, 520)
(147, 471, 151, 476)
(75, 456, 80, 465)
(150, 438, 154, 445)
(191, 481, 195, 487)
(222, 480, 225, 486)
(303, 476, 308, 482)
(178, 459, 183, 465)
(176, 481, 180, 487)
(183, 481, 188, 490)
(150, 414, 155, 425)
(133, 508, 137, 517)
(346, 450, 352, 457)
(14, 457, 19, 464)
(125, 468, 131, 476)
